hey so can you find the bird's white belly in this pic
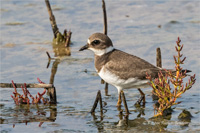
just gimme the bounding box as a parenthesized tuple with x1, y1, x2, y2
(98, 66, 149, 89)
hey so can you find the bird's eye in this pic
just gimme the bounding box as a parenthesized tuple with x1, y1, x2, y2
(92, 40, 100, 45)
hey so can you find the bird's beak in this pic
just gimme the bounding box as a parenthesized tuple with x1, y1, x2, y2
(79, 44, 89, 51)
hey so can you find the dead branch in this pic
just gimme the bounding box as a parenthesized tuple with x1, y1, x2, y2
(156, 47, 162, 68)
(90, 90, 103, 114)
(102, 0, 107, 35)
(45, 0, 59, 38)
(0, 83, 53, 89)
(65, 30, 72, 47)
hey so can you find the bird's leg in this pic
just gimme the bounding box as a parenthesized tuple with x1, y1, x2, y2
(116, 91, 122, 107)
(135, 88, 145, 106)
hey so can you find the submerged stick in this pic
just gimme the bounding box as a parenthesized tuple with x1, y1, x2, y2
(90, 91, 100, 113)
(65, 30, 72, 47)
(0, 83, 53, 89)
(46, 51, 56, 60)
(90, 90, 103, 114)
(46, 51, 51, 59)
(45, 0, 59, 38)
(46, 51, 53, 68)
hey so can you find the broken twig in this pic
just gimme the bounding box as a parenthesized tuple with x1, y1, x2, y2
(65, 30, 72, 47)
(90, 90, 103, 114)
(102, 0, 107, 35)
(45, 0, 59, 38)
(156, 47, 162, 68)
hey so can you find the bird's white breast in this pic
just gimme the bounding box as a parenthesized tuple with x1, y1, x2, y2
(98, 66, 149, 90)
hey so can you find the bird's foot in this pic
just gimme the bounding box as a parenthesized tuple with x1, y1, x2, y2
(134, 95, 145, 107)
(135, 88, 145, 107)
(116, 100, 122, 107)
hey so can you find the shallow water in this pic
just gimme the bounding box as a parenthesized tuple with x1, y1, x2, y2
(1, 0, 200, 132)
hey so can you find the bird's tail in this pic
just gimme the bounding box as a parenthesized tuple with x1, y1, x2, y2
(181, 69, 192, 73)
(181, 69, 192, 76)
(167, 69, 192, 76)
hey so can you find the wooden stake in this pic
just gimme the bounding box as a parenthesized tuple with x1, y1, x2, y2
(152, 47, 162, 100)
(102, 0, 107, 35)
(45, 0, 59, 38)
(48, 60, 59, 104)
(90, 90, 103, 114)
(65, 30, 72, 47)
(49, 87, 57, 104)
(49, 60, 59, 84)
(91, 91, 100, 113)
(101, 0, 109, 96)
(156, 47, 162, 68)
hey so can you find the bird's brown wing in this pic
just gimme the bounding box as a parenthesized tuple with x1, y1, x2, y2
(104, 49, 161, 80)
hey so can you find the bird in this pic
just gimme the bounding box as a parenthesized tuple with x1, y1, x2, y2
(79, 33, 190, 107)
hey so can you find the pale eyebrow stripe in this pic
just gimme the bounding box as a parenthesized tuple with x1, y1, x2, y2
(87, 39, 91, 44)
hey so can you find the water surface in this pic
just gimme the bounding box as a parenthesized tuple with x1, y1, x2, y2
(1, 0, 200, 132)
